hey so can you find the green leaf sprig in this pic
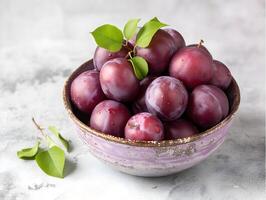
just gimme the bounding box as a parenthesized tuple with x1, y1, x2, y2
(17, 118, 70, 178)
(91, 17, 168, 80)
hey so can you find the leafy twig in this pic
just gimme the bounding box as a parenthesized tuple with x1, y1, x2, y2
(32, 117, 45, 136)
(17, 118, 70, 178)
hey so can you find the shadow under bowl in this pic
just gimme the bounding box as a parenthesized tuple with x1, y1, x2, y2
(63, 60, 240, 177)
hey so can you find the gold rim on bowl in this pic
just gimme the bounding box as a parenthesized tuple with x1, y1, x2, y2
(63, 60, 241, 147)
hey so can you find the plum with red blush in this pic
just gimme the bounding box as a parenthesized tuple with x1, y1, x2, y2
(93, 44, 132, 71)
(136, 30, 176, 74)
(70, 70, 105, 115)
(210, 60, 232, 90)
(90, 100, 131, 137)
(145, 76, 188, 121)
(164, 28, 185, 51)
(132, 76, 157, 114)
(100, 58, 140, 102)
(187, 85, 229, 129)
(164, 119, 198, 139)
(125, 112, 164, 141)
(169, 45, 214, 89)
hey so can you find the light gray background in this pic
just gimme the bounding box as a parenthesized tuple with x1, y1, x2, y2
(0, 0, 265, 199)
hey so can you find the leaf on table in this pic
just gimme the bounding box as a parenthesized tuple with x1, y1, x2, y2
(35, 146, 65, 178)
(45, 135, 57, 149)
(48, 126, 69, 152)
(17, 141, 40, 160)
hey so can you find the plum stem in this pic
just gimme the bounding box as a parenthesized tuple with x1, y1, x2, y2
(124, 40, 128, 46)
(129, 51, 133, 59)
(123, 40, 133, 52)
(197, 39, 204, 47)
(125, 51, 133, 59)
(133, 45, 137, 55)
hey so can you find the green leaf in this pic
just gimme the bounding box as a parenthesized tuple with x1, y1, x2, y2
(35, 146, 65, 178)
(91, 24, 123, 52)
(135, 17, 168, 48)
(123, 18, 140, 40)
(17, 141, 40, 159)
(129, 56, 149, 80)
(150, 17, 160, 22)
(48, 126, 69, 152)
(45, 135, 57, 148)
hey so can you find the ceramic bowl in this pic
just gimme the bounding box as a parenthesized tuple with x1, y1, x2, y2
(63, 60, 240, 177)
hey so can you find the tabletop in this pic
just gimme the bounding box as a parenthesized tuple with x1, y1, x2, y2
(0, 0, 265, 199)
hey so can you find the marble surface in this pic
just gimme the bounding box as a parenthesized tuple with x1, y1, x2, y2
(0, 0, 265, 199)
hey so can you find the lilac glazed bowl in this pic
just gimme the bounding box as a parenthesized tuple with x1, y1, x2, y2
(63, 60, 240, 177)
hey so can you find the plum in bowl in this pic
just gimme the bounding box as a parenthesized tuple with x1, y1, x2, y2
(63, 60, 240, 177)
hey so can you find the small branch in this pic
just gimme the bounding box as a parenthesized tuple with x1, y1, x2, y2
(32, 117, 46, 137)
(125, 51, 133, 59)
(123, 41, 133, 52)
(133, 45, 137, 55)
(128, 51, 133, 59)
(32, 117, 57, 148)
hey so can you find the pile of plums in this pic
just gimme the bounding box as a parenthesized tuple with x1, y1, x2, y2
(70, 28, 232, 141)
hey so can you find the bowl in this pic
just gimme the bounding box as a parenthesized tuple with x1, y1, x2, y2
(63, 60, 240, 177)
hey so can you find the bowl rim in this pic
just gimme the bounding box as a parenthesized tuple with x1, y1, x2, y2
(63, 60, 241, 147)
